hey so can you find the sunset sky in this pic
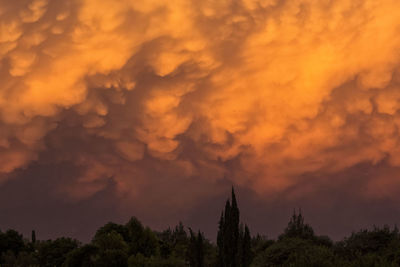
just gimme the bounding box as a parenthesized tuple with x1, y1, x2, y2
(1, 0, 400, 241)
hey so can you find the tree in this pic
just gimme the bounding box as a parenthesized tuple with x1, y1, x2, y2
(217, 187, 250, 267)
(251, 234, 274, 257)
(217, 212, 225, 266)
(279, 210, 315, 241)
(0, 229, 25, 256)
(242, 225, 253, 267)
(63, 244, 98, 267)
(188, 229, 204, 267)
(16, 251, 39, 266)
(336, 225, 400, 263)
(230, 187, 240, 265)
(95, 249, 129, 267)
(1, 250, 17, 266)
(128, 253, 186, 267)
(252, 238, 338, 267)
(37, 237, 79, 267)
(32, 230, 36, 244)
(0, 229, 26, 266)
(93, 230, 129, 252)
(125, 217, 159, 257)
(92, 231, 129, 267)
(158, 222, 189, 260)
(93, 222, 129, 243)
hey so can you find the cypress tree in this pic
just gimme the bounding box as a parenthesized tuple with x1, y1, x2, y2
(223, 199, 232, 266)
(188, 228, 204, 267)
(236, 223, 244, 266)
(217, 212, 225, 266)
(231, 187, 240, 267)
(196, 231, 204, 267)
(242, 225, 253, 267)
(31, 230, 36, 244)
(217, 187, 250, 267)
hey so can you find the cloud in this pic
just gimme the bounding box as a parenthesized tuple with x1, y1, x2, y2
(1, 0, 400, 211)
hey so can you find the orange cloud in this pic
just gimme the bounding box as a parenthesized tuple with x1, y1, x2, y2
(1, 0, 400, 203)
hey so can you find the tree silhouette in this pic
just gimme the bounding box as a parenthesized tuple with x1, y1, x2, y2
(242, 225, 253, 267)
(2, 188, 400, 266)
(31, 230, 36, 244)
(217, 187, 249, 267)
(279, 209, 315, 241)
(188, 228, 205, 267)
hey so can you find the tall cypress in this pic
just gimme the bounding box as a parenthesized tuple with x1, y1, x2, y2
(217, 212, 225, 266)
(196, 231, 204, 267)
(231, 187, 240, 267)
(188, 229, 204, 267)
(236, 224, 244, 266)
(217, 187, 250, 267)
(223, 199, 232, 266)
(31, 230, 36, 244)
(242, 225, 253, 267)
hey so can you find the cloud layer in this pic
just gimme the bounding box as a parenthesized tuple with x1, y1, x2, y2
(1, 0, 400, 215)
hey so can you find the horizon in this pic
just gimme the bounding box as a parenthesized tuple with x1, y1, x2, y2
(2, 185, 400, 243)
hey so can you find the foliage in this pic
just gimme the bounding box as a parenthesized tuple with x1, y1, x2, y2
(0, 229, 25, 258)
(188, 228, 205, 267)
(251, 238, 338, 267)
(63, 244, 98, 267)
(1, 188, 400, 266)
(37, 237, 79, 267)
(279, 211, 315, 241)
(128, 253, 186, 267)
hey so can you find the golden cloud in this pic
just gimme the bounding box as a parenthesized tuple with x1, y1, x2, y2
(1, 0, 400, 201)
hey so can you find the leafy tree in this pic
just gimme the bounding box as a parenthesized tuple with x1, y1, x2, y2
(251, 235, 274, 257)
(279, 210, 315, 241)
(16, 251, 39, 266)
(1, 250, 17, 266)
(126, 217, 159, 257)
(63, 244, 98, 267)
(92, 230, 129, 267)
(334, 225, 400, 265)
(95, 249, 129, 267)
(158, 222, 188, 260)
(0, 229, 25, 256)
(252, 238, 338, 267)
(93, 230, 129, 252)
(171, 222, 189, 259)
(128, 253, 186, 267)
(382, 238, 400, 265)
(159, 227, 173, 258)
(203, 238, 218, 267)
(340, 225, 399, 257)
(37, 237, 79, 267)
(93, 222, 129, 243)
(344, 253, 395, 267)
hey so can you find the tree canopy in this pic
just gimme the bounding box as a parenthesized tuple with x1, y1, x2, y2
(1, 188, 400, 266)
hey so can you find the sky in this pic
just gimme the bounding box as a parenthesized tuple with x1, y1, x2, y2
(1, 0, 400, 242)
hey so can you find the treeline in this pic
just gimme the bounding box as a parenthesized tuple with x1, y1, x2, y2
(2, 189, 400, 266)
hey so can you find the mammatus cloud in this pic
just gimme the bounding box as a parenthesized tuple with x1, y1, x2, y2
(1, 0, 400, 208)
